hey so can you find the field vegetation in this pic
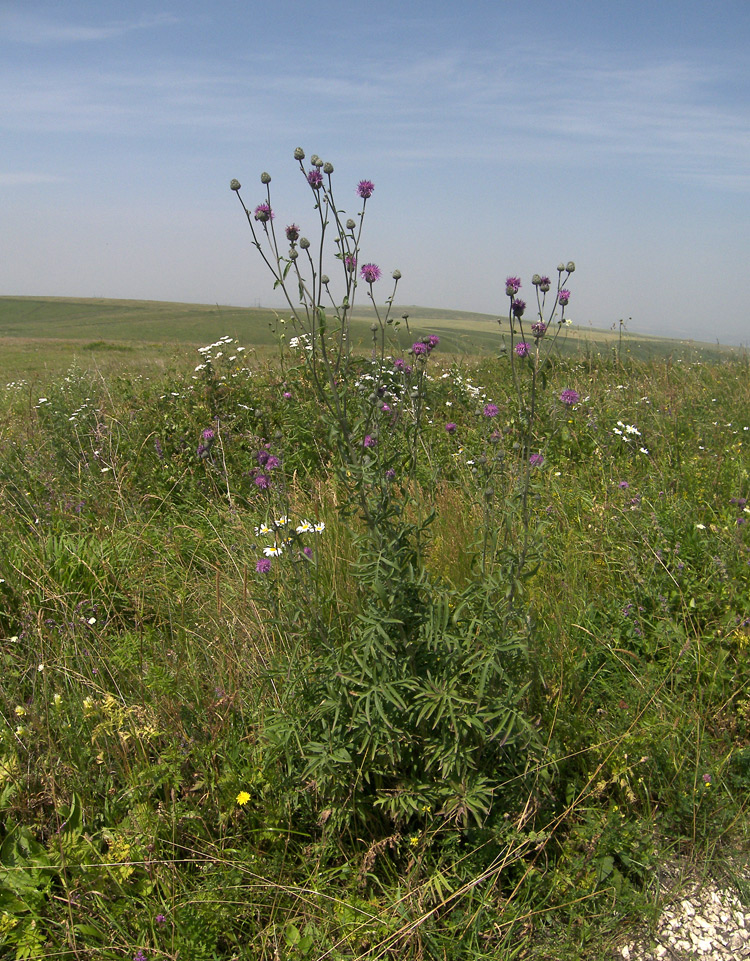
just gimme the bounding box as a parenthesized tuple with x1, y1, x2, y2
(1, 156, 749, 960)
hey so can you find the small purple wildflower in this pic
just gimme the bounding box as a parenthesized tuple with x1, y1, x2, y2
(256, 558, 271, 573)
(361, 263, 381, 283)
(285, 224, 300, 242)
(363, 434, 376, 448)
(307, 169, 323, 189)
(253, 203, 273, 222)
(393, 358, 405, 370)
(558, 289, 571, 306)
(512, 298, 526, 318)
(539, 275, 551, 288)
(412, 342, 428, 355)
(529, 453, 544, 467)
(426, 335, 440, 350)
(283, 391, 292, 399)
(514, 341, 530, 357)
(385, 468, 396, 481)
(344, 254, 357, 272)
(483, 403, 499, 418)
(357, 179, 375, 199)
(560, 388, 580, 406)
(254, 474, 272, 490)
(155, 914, 166, 925)
(154, 437, 164, 460)
(702, 773, 712, 785)
(505, 276, 522, 296)
(302, 546, 313, 558)
(618, 481, 630, 490)
(134, 952, 147, 961)
(531, 321, 547, 338)
(257, 450, 270, 466)
(445, 422, 457, 434)
(202, 428, 215, 442)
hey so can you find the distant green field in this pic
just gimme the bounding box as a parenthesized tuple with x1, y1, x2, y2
(0, 295, 739, 381)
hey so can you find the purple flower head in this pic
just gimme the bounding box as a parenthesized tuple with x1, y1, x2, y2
(412, 341, 428, 356)
(363, 434, 376, 448)
(506, 276, 522, 296)
(357, 179, 375, 199)
(560, 388, 580, 406)
(558, 289, 571, 306)
(539, 275, 551, 288)
(307, 169, 323, 189)
(529, 453, 544, 467)
(426, 335, 440, 350)
(483, 403, 499, 418)
(285, 224, 300, 242)
(514, 341, 530, 357)
(202, 428, 215, 442)
(702, 773, 712, 785)
(257, 449, 270, 466)
(254, 474, 272, 490)
(618, 481, 630, 490)
(256, 558, 271, 574)
(445, 422, 457, 434)
(134, 953, 147, 961)
(512, 298, 526, 318)
(385, 468, 396, 481)
(393, 357, 405, 370)
(253, 203, 273, 223)
(283, 390, 292, 399)
(155, 914, 166, 925)
(265, 455, 281, 469)
(302, 546, 313, 558)
(344, 254, 357, 272)
(531, 321, 547, 338)
(360, 263, 381, 283)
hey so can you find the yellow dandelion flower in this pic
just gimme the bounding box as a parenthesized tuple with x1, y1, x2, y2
(236, 791, 251, 806)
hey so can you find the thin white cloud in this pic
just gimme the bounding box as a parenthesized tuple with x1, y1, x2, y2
(0, 10, 179, 44)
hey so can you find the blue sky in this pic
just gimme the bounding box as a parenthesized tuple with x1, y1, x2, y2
(2, 0, 749, 344)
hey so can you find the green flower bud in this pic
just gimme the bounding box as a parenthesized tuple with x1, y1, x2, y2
(566, 261, 576, 273)
(310, 154, 321, 167)
(289, 248, 299, 260)
(392, 269, 402, 280)
(260, 172, 271, 184)
(323, 162, 334, 174)
(321, 274, 330, 285)
(532, 273, 542, 286)
(299, 237, 310, 249)
(294, 147, 305, 160)
(557, 263, 565, 272)
(346, 218, 356, 230)
(230, 179, 241, 191)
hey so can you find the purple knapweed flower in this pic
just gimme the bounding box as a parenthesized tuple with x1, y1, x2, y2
(344, 254, 357, 272)
(155, 914, 166, 925)
(483, 403, 499, 418)
(265, 455, 281, 469)
(302, 546, 313, 558)
(363, 434, 376, 448)
(256, 558, 272, 573)
(357, 179, 375, 199)
(393, 358, 405, 370)
(558, 289, 571, 306)
(426, 335, 440, 350)
(283, 391, 292, 399)
(531, 322, 547, 338)
(412, 342, 428, 355)
(514, 342, 530, 357)
(539, 275, 551, 288)
(202, 428, 215, 442)
(254, 474, 272, 490)
(385, 468, 396, 481)
(702, 773, 712, 785)
(445, 422, 457, 434)
(618, 481, 630, 490)
(506, 276, 522, 296)
(559, 388, 580, 406)
(361, 263, 381, 283)
(529, 453, 544, 467)
(307, 169, 323, 189)
(285, 224, 300, 242)
(253, 203, 273, 222)
(512, 298, 526, 318)
(134, 952, 147, 961)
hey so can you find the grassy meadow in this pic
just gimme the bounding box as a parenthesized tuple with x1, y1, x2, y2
(1, 298, 750, 960)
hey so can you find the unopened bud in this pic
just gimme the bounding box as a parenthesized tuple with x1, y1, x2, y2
(310, 154, 322, 167)
(323, 162, 334, 174)
(557, 263, 565, 273)
(346, 218, 356, 230)
(566, 261, 576, 273)
(532, 273, 542, 286)
(289, 248, 299, 260)
(321, 274, 330, 284)
(370, 323, 378, 332)
(392, 269, 402, 280)
(260, 172, 271, 184)
(294, 147, 305, 160)
(230, 179, 241, 191)
(299, 237, 310, 249)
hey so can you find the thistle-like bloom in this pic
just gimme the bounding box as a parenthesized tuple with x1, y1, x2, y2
(202, 428, 215, 442)
(506, 276, 522, 296)
(412, 341, 428, 355)
(307, 169, 323, 189)
(483, 403, 499, 418)
(253, 203, 273, 222)
(255, 559, 271, 574)
(286, 224, 300, 242)
(512, 298, 526, 317)
(514, 341, 530, 357)
(560, 388, 580, 406)
(426, 335, 440, 350)
(344, 254, 357, 272)
(357, 180, 374, 199)
(531, 321, 547, 338)
(254, 474, 272, 489)
(558, 289, 571, 306)
(445, 422, 457, 434)
(360, 263, 381, 283)
(529, 453, 544, 467)
(363, 434, 376, 448)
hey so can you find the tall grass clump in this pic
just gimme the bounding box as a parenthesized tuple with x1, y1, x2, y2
(0, 152, 748, 960)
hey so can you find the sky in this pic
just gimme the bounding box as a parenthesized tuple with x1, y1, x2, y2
(2, 0, 750, 345)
